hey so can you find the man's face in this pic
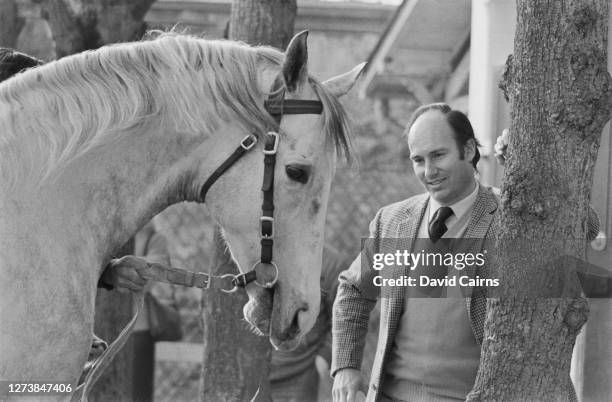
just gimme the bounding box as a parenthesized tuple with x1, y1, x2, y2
(408, 110, 476, 206)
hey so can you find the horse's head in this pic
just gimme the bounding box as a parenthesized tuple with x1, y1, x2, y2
(200, 32, 364, 349)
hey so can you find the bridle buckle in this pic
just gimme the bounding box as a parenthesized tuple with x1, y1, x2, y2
(240, 134, 258, 151)
(263, 132, 279, 155)
(260, 216, 274, 239)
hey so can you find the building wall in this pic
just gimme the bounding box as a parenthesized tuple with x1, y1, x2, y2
(468, 0, 515, 187)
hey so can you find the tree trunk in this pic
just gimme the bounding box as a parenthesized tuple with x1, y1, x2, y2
(229, 0, 297, 49)
(91, 239, 136, 402)
(41, 0, 155, 57)
(468, 1, 612, 401)
(200, 227, 272, 401)
(91, 295, 135, 402)
(40, 0, 86, 57)
(0, 0, 23, 48)
(200, 4, 296, 400)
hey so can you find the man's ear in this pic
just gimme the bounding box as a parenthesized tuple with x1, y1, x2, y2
(322, 62, 367, 98)
(282, 31, 309, 92)
(464, 138, 476, 161)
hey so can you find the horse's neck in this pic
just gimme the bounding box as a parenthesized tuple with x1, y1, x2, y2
(13, 126, 207, 266)
(67, 123, 255, 261)
(2, 116, 249, 276)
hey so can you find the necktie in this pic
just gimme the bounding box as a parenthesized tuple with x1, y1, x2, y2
(428, 206, 454, 243)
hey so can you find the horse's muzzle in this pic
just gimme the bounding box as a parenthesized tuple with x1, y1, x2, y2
(243, 286, 273, 336)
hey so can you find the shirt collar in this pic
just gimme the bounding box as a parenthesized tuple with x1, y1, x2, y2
(428, 180, 479, 223)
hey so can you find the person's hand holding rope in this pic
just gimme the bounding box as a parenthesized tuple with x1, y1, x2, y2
(99, 256, 149, 293)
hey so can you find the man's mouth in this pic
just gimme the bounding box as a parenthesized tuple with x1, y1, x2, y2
(427, 178, 446, 187)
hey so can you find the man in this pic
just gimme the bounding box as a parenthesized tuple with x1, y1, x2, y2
(331, 103, 598, 402)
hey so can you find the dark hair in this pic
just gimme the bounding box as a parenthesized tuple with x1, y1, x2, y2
(0, 48, 43, 83)
(404, 102, 481, 169)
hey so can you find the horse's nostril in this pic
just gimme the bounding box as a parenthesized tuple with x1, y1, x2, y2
(297, 304, 309, 315)
(291, 304, 308, 337)
(278, 304, 308, 342)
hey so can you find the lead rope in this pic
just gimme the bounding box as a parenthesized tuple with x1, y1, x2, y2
(73, 259, 262, 401)
(74, 292, 144, 402)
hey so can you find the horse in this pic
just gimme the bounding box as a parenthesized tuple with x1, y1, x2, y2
(0, 31, 364, 398)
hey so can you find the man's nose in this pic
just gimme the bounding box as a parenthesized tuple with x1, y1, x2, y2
(424, 160, 437, 178)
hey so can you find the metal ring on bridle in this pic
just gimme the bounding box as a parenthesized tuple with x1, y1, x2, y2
(220, 273, 239, 293)
(250, 261, 279, 288)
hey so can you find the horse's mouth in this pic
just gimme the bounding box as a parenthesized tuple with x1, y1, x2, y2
(243, 287, 274, 336)
(243, 285, 306, 351)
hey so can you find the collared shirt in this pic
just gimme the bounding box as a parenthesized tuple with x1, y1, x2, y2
(426, 179, 478, 233)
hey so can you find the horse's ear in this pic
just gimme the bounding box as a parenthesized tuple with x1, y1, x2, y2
(323, 62, 367, 98)
(282, 31, 309, 92)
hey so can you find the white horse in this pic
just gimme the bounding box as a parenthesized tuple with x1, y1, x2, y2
(0, 31, 363, 398)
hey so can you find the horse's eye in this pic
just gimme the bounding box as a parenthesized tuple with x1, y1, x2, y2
(285, 165, 310, 184)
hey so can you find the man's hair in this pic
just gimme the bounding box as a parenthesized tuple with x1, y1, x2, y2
(404, 102, 481, 169)
(0, 48, 43, 83)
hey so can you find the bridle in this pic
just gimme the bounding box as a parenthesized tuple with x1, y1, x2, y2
(108, 79, 324, 293)
(197, 76, 324, 292)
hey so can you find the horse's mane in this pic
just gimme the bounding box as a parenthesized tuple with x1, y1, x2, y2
(0, 32, 352, 190)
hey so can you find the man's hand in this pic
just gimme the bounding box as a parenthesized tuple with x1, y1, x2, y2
(332, 368, 364, 402)
(100, 255, 149, 293)
(494, 128, 510, 166)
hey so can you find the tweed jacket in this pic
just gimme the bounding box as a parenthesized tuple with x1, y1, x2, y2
(331, 186, 502, 401)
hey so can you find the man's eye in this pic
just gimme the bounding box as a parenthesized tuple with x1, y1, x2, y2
(286, 165, 309, 183)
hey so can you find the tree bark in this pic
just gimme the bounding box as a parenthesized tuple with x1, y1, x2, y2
(91, 239, 136, 402)
(468, 1, 612, 401)
(200, 227, 272, 401)
(0, 0, 24, 48)
(40, 0, 87, 57)
(41, 0, 155, 57)
(200, 4, 296, 400)
(229, 0, 296, 49)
